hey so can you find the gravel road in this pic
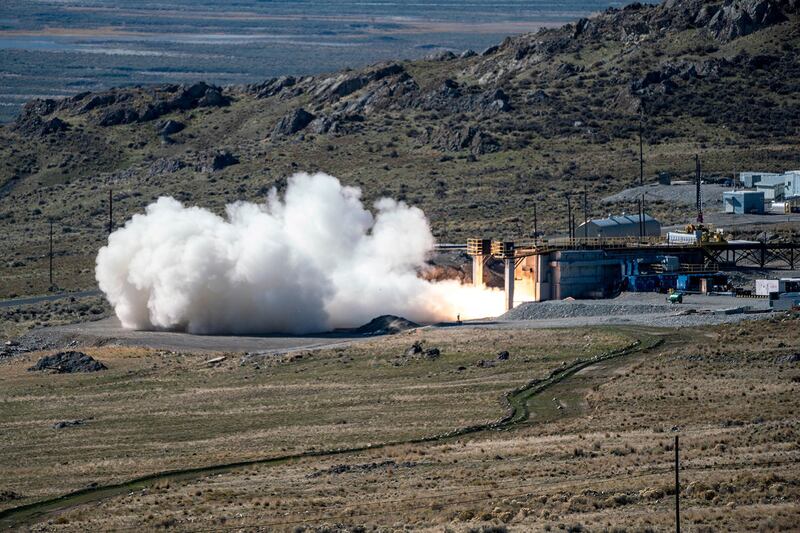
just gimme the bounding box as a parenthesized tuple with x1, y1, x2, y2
(0, 290, 102, 309)
(11, 317, 372, 355)
(490, 292, 772, 329)
(7, 293, 776, 355)
(602, 183, 728, 207)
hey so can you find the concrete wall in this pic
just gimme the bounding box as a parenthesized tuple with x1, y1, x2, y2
(516, 251, 620, 302)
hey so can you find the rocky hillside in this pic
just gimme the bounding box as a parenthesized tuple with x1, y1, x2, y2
(1, 0, 799, 297)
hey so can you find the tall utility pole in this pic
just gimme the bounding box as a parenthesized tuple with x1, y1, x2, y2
(639, 112, 644, 186)
(571, 213, 576, 240)
(566, 194, 573, 239)
(48, 220, 54, 290)
(695, 154, 703, 223)
(583, 185, 589, 239)
(675, 435, 681, 533)
(108, 189, 113, 234)
(637, 197, 643, 238)
(641, 193, 646, 238)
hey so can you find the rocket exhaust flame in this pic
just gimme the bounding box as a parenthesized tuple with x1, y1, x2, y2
(95, 172, 504, 334)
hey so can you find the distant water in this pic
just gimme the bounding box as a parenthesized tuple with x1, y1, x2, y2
(0, 0, 653, 121)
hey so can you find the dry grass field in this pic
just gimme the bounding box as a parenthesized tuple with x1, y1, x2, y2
(1, 315, 798, 531)
(0, 327, 630, 516)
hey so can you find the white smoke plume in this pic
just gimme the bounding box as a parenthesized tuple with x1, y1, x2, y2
(96, 172, 504, 334)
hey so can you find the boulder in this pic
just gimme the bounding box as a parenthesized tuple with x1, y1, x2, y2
(309, 116, 340, 135)
(405, 341, 424, 356)
(356, 315, 420, 335)
(367, 63, 405, 81)
(204, 150, 239, 172)
(79, 93, 119, 113)
(428, 125, 500, 155)
(28, 351, 107, 373)
(425, 348, 441, 359)
(39, 117, 69, 135)
(249, 76, 297, 98)
(198, 88, 227, 107)
(53, 418, 90, 430)
(158, 119, 185, 136)
(0, 490, 22, 503)
(426, 50, 456, 61)
(273, 108, 315, 136)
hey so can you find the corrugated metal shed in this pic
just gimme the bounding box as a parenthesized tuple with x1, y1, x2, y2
(577, 214, 661, 238)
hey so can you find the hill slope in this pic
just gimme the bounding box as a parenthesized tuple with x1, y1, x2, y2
(1, 0, 799, 297)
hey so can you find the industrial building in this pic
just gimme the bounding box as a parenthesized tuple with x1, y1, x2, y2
(755, 278, 800, 296)
(575, 214, 661, 238)
(723, 190, 764, 214)
(756, 180, 785, 200)
(739, 171, 781, 188)
(465, 235, 800, 310)
(784, 171, 800, 198)
(737, 170, 800, 201)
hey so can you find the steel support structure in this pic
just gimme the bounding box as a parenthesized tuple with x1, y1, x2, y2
(504, 258, 515, 312)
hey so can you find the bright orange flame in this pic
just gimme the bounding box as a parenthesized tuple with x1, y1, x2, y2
(426, 280, 507, 321)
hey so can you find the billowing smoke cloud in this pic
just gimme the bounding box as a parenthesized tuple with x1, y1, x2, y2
(96, 172, 503, 334)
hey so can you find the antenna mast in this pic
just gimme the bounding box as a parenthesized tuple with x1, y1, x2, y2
(695, 154, 703, 223)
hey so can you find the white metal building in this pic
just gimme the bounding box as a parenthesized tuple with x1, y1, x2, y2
(784, 171, 800, 198)
(739, 171, 780, 188)
(576, 214, 661, 238)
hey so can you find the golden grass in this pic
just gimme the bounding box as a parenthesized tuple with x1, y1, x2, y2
(12, 318, 799, 531)
(0, 327, 629, 514)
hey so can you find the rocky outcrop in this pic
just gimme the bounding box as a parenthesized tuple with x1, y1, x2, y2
(313, 63, 406, 103)
(630, 57, 735, 96)
(195, 150, 238, 172)
(147, 158, 186, 177)
(17, 82, 231, 128)
(158, 119, 185, 136)
(28, 351, 107, 373)
(426, 125, 500, 155)
(707, 0, 788, 41)
(79, 93, 125, 113)
(137, 82, 229, 123)
(40, 117, 69, 135)
(338, 72, 419, 115)
(408, 80, 511, 115)
(273, 108, 315, 136)
(247, 76, 298, 98)
(98, 107, 140, 127)
(13, 112, 70, 137)
(425, 50, 457, 61)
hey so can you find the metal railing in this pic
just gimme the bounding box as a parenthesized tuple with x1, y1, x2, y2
(515, 236, 668, 253)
